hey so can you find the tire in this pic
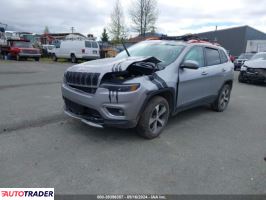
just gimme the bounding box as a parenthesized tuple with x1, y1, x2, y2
(238, 73, 245, 83)
(52, 54, 57, 62)
(136, 96, 170, 139)
(71, 54, 77, 63)
(35, 57, 40, 62)
(212, 84, 231, 112)
(16, 55, 20, 61)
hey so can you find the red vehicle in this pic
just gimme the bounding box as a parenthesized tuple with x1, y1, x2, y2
(0, 39, 41, 61)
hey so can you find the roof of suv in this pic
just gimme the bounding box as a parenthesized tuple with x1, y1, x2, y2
(143, 39, 224, 50)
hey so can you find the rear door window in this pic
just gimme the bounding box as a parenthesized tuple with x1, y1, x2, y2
(205, 48, 221, 66)
(85, 41, 92, 48)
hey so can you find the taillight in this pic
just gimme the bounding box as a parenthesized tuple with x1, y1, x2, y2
(82, 49, 85, 53)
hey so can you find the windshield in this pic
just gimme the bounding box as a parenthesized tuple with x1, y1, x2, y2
(13, 41, 32, 48)
(116, 42, 184, 67)
(250, 53, 266, 60)
(47, 46, 54, 50)
(238, 53, 254, 59)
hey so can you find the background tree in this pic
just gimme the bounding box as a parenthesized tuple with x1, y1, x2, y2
(129, 0, 158, 36)
(108, 0, 126, 43)
(101, 28, 109, 42)
(43, 26, 50, 34)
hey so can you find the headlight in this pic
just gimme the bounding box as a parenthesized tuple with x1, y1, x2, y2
(240, 65, 247, 71)
(100, 83, 140, 92)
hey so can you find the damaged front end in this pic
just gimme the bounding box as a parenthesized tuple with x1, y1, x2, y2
(98, 57, 162, 101)
(101, 56, 162, 84)
(64, 56, 164, 103)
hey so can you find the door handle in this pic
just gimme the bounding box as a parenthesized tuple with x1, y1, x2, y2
(222, 68, 226, 72)
(201, 71, 208, 75)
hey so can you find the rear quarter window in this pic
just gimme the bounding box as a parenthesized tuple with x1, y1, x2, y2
(205, 48, 221, 66)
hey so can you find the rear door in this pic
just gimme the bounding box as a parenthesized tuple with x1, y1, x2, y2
(178, 46, 208, 107)
(85, 41, 93, 57)
(91, 41, 99, 57)
(203, 47, 224, 96)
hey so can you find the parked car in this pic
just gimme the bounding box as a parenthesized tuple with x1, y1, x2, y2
(61, 39, 234, 139)
(234, 52, 255, 70)
(0, 39, 41, 61)
(52, 39, 100, 63)
(42, 44, 55, 56)
(238, 52, 266, 83)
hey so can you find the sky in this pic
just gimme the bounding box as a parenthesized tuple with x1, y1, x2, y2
(1, 0, 266, 39)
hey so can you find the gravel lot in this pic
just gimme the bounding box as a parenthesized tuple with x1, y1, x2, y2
(0, 60, 265, 194)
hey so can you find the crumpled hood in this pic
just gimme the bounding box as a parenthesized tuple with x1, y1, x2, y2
(244, 59, 266, 69)
(67, 56, 161, 74)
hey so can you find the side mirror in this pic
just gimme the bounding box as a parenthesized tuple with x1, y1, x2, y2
(180, 60, 200, 70)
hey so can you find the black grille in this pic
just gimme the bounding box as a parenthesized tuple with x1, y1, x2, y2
(247, 68, 256, 73)
(22, 49, 38, 54)
(256, 68, 266, 76)
(247, 68, 266, 75)
(68, 85, 97, 94)
(64, 98, 103, 123)
(65, 71, 100, 94)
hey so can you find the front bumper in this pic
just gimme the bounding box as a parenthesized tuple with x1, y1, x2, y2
(19, 53, 41, 58)
(61, 83, 146, 128)
(239, 71, 266, 82)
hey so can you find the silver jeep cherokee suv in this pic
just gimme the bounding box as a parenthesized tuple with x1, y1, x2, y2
(62, 39, 234, 139)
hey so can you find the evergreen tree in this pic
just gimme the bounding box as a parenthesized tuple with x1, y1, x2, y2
(101, 28, 109, 42)
(44, 26, 50, 34)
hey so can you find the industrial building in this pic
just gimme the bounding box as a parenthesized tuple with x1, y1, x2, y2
(195, 25, 266, 56)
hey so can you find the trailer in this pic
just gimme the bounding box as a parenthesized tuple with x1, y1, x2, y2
(246, 40, 266, 53)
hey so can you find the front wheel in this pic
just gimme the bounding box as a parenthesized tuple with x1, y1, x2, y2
(238, 73, 245, 83)
(71, 54, 77, 63)
(212, 84, 231, 112)
(137, 96, 170, 139)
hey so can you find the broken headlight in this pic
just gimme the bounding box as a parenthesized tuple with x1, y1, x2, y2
(100, 83, 140, 92)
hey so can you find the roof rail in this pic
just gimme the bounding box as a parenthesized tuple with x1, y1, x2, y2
(160, 34, 200, 41)
(160, 34, 220, 46)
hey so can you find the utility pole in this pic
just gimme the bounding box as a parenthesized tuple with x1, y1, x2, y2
(70, 27, 75, 33)
(214, 25, 218, 42)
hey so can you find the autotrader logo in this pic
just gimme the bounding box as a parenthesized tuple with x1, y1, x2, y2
(0, 188, 54, 200)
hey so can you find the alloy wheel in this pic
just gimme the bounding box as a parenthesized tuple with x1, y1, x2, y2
(149, 104, 168, 134)
(219, 87, 230, 110)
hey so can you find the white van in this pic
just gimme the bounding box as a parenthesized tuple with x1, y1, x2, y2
(52, 40, 100, 63)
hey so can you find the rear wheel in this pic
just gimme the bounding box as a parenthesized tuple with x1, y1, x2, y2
(52, 54, 57, 62)
(212, 84, 231, 112)
(137, 96, 169, 139)
(71, 54, 77, 63)
(35, 57, 40, 62)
